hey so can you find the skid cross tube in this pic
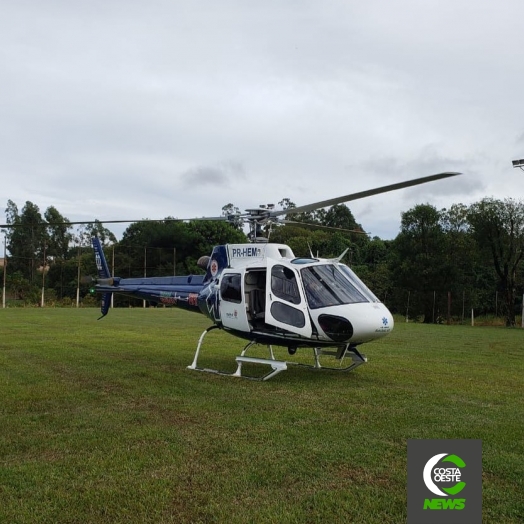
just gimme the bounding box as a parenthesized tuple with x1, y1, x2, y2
(187, 331, 286, 380)
(289, 344, 367, 373)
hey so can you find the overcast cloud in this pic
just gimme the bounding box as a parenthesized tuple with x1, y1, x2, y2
(1, 0, 524, 240)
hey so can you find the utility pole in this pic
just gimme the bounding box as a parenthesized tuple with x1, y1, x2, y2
(2, 236, 6, 309)
(511, 161, 524, 327)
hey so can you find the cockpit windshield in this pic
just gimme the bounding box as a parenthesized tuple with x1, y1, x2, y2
(301, 264, 378, 309)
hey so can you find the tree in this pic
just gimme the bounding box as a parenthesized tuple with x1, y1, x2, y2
(75, 221, 116, 247)
(44, 206, 73, 260)
(185, 221, 247, 272)
(322, 204, 362, 231)
(221, 203, 243, 230)
(440, 203, 487, 315)
(272, 198, 369, 254)
(354, 237, 393, 304)
(4, 200, 47, 282)
(390, 204, 447, 322)
(467, 198, 524, 326)
(6, 270, 36, 301)
(268, 223, 363, 264)
(276, 198, 326, 225)
(118, 219, 247, 278)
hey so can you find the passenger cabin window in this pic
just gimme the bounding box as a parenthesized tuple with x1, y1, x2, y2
(271, 265, 301, 304)
(220, 273, 242, 303)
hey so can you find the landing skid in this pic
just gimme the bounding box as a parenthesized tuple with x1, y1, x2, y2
(187, 326, 367, 381)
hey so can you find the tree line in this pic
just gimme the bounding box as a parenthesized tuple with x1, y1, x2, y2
(2, 197, 524, 326)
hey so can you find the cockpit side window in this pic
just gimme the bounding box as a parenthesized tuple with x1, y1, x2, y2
(338, 264, 380, 302)
(271, 265, 301, 305)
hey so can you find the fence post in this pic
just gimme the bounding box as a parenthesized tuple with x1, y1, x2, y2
(76, 245, 81, 308)
(111, 245, 115, 309)
(143, 246, 147, 308)
(40, 244, 46, 307)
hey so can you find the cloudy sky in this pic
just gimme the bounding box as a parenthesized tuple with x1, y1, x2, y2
(2, 0, 524, 240)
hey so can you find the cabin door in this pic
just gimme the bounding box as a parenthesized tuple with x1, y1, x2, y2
(219, 270, 250, 333)
(264, 260, 312, 338)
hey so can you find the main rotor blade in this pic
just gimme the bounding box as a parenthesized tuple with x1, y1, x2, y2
(280, 220, 369, 234)
(270, 172, 462, 218)
(0, 216, 229, 228)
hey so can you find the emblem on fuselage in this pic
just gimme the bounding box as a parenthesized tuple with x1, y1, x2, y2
(210, 260, 219, 277)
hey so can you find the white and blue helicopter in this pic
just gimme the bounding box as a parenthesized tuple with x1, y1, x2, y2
(91, 172, 460, 380)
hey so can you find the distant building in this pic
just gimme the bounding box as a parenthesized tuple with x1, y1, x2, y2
(0, 257, 5, 268)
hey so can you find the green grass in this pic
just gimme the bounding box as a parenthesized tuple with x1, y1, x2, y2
(0, 308, 523, 523)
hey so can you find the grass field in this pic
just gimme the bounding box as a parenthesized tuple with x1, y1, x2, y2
(1, 308, 523, 523)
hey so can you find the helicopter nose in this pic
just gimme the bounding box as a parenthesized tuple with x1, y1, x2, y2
(312, 303, 394, 344)
(347, 303, 394, 343)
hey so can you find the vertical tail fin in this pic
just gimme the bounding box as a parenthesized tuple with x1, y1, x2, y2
(91, 236, 112, 319)
(98, 292, 111, 320)
(203, 245, 229, 282)
(92, 236, 111, 278)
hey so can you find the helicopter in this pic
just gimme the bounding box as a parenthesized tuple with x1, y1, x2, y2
(88, 171, 461, 380)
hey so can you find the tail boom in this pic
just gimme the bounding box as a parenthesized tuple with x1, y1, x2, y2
(91, 237, 206, 315)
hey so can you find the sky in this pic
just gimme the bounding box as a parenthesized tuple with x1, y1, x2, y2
(1, 0, 524, 241)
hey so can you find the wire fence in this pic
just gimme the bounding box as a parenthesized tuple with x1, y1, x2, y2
(1, 245, 524, 325)
(383, 288, 524, 325)
(1, 245, 181, 306)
